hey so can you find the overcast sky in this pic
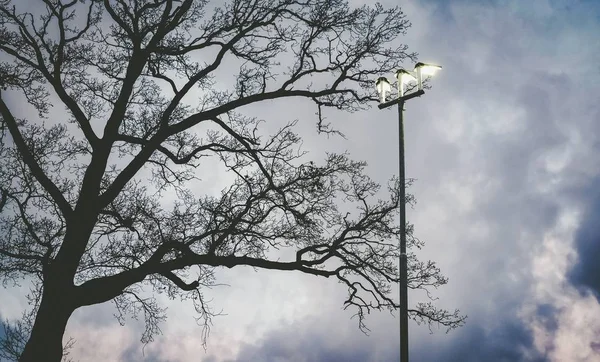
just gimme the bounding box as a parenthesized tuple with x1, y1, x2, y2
(1, 0, 600, 361)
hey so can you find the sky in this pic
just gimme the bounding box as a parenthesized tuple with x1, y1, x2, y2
(1, 0, 600, 361)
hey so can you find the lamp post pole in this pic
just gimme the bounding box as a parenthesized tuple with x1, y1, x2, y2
(397, 99, 409, 362)
(376, 62, 440, 362)
(378, 89, 423, 362)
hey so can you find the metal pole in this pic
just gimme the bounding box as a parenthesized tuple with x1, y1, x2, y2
(398, 100, 409, 362)
(377, 88, 424, 362)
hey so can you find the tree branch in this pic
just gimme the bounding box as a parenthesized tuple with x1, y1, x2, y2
(0, 96, 73, 220)
(75, 245, 339, 307)
(159, 270, 199, 291)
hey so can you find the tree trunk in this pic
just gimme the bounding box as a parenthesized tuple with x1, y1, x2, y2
(19, 287, 75, 362)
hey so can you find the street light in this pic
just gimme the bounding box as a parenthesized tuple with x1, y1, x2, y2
(375, 62, 441, 362)
(376, 77, 391, 103)
(395, 69, 415, 97)
(414, 62, 442, 91)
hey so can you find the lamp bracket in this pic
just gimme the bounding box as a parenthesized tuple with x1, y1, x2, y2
(377, 89, 425, 109)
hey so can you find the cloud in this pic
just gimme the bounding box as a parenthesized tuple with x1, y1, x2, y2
(211, 312, 547, 362)
(414, 321, 548, 362)
(568, 177, 600, 296)
(219, 316, 396, 362)
(2, 1, 600, 361)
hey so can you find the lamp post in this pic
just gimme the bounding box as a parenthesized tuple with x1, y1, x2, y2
(375, 62, 441, 362)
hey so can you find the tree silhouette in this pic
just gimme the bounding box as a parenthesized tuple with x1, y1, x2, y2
(0, 0, 465, 360)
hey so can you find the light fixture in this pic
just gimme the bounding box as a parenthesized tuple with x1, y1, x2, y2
(414, 62, 442, 91)
(395, 69, 416, 97)
(376, 77, 391, 103)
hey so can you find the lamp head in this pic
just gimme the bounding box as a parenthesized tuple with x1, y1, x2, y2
(414, 62, 442, 90)
(375, 77, 391, 103)
(395, 69, 416, 84)
(395, 69, 416, 97)
(414, 62, 442, 75)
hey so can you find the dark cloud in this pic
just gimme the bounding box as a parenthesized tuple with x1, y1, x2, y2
(568, 177, 600, 297)
(219, 314, 549, 362)
(223, 325, 378, 362)
(413, 318, 548, 362)
(534, 304, 558, 333)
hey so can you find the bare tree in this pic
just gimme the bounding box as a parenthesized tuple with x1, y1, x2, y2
(0, 0, 465, 361)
